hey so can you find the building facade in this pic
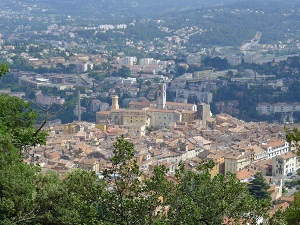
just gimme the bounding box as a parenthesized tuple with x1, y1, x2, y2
(261, 140, 290, 159)
(272, 152, 297, 177)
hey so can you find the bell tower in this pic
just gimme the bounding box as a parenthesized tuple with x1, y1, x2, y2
(156, 83, 166, 109)
(111, 95, 119, 110)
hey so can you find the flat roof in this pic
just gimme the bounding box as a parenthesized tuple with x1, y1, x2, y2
(36, 78, 49, 82)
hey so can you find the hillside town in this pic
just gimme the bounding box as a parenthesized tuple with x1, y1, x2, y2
(2, 1, 300, 222)
(23, 84, 300, 215)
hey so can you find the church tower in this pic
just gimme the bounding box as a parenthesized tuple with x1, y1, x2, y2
(111, 95, 119, 110)
(157, 83, 166, 109)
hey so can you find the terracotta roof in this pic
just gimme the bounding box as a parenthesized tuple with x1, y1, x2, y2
(181, 110, 196, 114)
(166, 102, 194, 107)
(129, 101, 150, 106)
(278, 195, 294, 203)
(268, 202, 289, 217)
(224, 153, 249, 160)
(262, 140, 286, 149)
(236, 168, 257, 181)
(97, 111, 111, 115)
(147, 108, 177, 113)
(278, 152, 296, 160)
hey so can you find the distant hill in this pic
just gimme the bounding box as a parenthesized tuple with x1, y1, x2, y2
(1, 0, 298, 46)
(1, 0, 243, 20)
(161, 0, 300, 46)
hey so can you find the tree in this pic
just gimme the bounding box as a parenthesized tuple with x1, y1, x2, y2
(164, 162, 268, 225)
(286, 127, 300, 157)
(284, 191, 300, 225)
(0, 64, 272, 224)
(100, 135, 171, 225)
(0, 66, 102, 224)
(0, 64, 9, 77)
(248, 172, 271, 200)
(187, 95, 198, 104)
(284, 128, 300, 224)
(0, 146, 37, 225)
(118, 65, 131, 78)
(0, 66, 44, 224)
(32, 170, 103, 225)
(0, 94, 48, 152)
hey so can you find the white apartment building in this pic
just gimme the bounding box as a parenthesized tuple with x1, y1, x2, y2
(139, 58, 154, 66)
(272, 152, 297, 177)
(117, 56, 137, 65)
(256, 102, 300, 115)
(261, 140, 290, 159)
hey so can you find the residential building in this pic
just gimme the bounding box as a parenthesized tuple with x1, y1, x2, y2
(261, 140, 290, 159)
(256, 102, 300, 115)
(206, 152, 225, 177)
(244, 145, 268, 162)
(272, 152, 297, 177)
(117, 56, 137, 65)
(224, 152, 251, 174)
(36, 94, 65, 106)
(121, 124, 146, 137)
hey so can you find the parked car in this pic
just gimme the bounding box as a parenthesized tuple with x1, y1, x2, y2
(287, 172, 293, 176)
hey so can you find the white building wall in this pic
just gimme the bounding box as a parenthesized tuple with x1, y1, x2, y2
(272, 156, 297, 177)
(265, 142, 290, 159)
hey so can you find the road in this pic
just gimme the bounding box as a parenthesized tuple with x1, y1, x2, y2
(240, 31, 262, 52)
(283, 172, 300, 196)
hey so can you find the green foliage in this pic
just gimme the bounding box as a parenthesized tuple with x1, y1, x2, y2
(285, 127, 300, 157)
(111, 65, 131, 78)
(248, 172, 271, 200)
(0, 131, 271, 225)
(32, 170, 103, 225)
(0, 148, 37, 225)
(267, 209, 288, 225)
(203, 56, 230, 71)
(0, 66, 275, 224)
(0, 94, 48, 150)
(10, 56, 34, 71)
(0, 64, 9, 78)
(164, 162, 268, 225)
(284, 191, 300, 225)
(101, 135, 171, 225)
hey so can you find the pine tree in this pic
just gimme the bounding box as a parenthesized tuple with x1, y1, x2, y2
(248, 172, 271, 200)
